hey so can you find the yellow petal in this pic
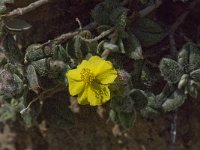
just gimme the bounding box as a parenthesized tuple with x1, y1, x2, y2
(96, 69, 117, 84)
(77, 60, 91, 70)
(77, 87, 89, 105)
(66, 69, 81, 81)
(67, 77, 85, 96)
(87, 83, 110, 106)
(89, 56, 116, 73)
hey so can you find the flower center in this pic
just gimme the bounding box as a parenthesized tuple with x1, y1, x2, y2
(80, 68, 95, 84)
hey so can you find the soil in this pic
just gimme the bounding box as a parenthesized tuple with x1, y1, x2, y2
(0, 99, 200, 150)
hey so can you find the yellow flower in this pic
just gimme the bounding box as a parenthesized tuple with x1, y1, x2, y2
(66, 56, 117, 106)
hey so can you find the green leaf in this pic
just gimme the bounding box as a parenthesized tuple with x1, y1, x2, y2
(0, 51, 7, 65)
(48, 60, 69, 79)
(103, 42, 119, 52)
(190, 69, 200, 86)
(91, 3, 111, 25)
(140, 93, 161, 118)
(0, 5, 7, 14)
(187, 84, 198, 98)
(118, 111, 136, 129)
(12, 74, 23, 96)
(110, 96, 134, 113)
(129, 89, 148, 110)
(5, 19, 32, 31)
(74, 36, 83, 59)
(25, 44, 52, 63)
(31, 59, 48, 76)
(132, 18, 166, 47)
(0, 103, 16, 122)
(141, 107, 161, 118)
(110, 7, 127, 31)
(42, 98, 75, 128)
(178, 74, 189, 89)
(26, 65, 40, 93)
(0, 0, 14, 14)
(162, 90, 186, 112)
(178, 42, 200, 73)
(124, 34, 143, 60)
(109, 109, 120, 124)
(97, 25, 112, 33)
(159, 58, 184, 83)
(52, 44, 68, 62)
(3, 34, 22, 63)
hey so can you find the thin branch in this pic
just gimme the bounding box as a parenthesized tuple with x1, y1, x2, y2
(138, 0, 162, 17)
(20, 84, 66, 114)
(39, 22, 97, 48)
(129, 0, 162, 20)
(168, 0, 199, 59)
(80, 27, 115, 43)
(169, 0, 199, 34)
(169, 33, 178, 60)
(75, 18, 82, 31)
(2, 0, 49, 17)
(101, 31, 118, 59)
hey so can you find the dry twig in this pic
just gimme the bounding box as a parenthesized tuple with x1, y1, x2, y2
(20, 84, 66, 114)
(168, 0, 199, 59)
(2, 0, 49, 17)
(138, 0, 162, 17)
(80, 27, 115, 43)
(169, 0, 199, 34)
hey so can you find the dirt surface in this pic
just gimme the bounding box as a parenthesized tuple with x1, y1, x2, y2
(0, 99, 199, 150)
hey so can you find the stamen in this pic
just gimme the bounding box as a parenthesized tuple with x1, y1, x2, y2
(80, 68, 95, 84)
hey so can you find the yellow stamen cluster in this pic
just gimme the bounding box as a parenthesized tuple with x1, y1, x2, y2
(80, 68, 95, 85)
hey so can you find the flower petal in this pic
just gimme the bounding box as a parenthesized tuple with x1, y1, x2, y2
(87, 83, 110, 106)
(77, 60, 91, 70)
(96, 69, 117, 84)
(66, 69, 81, 81)
(67, 77, 85, 96)
(77, 87, 89, 105)
(88, 56, 117, 84)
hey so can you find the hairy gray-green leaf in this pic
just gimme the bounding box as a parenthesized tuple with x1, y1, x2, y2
(110, 7, 127, 31)
(0, 0, 14, 14)
(125, 34, 143, 60)
(53, 44, 68, 62)
(5, 19, 32, 31)
(26, 65, 40, 93)
(129, 89, 148, 109)
(141, 107, 161, 118)
(118, 111, 135, 129)
(74, 36, 83, 59)
(31, 59, 49, 76)
(178, 43, 200, 73)
(140, 93, 161, 118)
(162, 90, 186, 112)
(178, 74, 189, 89)
(0, 51, 7, 65)
(103, 42, 119, 52)
(187, 84, 198, 98)
(159, 58, 183, 83)
(25, 44, 52, 63)
(3, 34, 22, 62)
(109, 109, 120, 124)
(48, 60, 69, 79)
(110, 96, 134, 113)
(91, 3, 111, 25)
(132, 18, 166, 47)
(0, 103, 16, 122)
(190, 69, 200, 86)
